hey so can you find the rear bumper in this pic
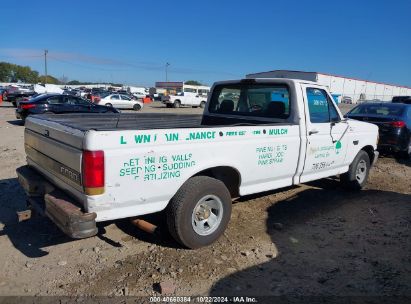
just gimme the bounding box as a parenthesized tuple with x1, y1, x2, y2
(378, 130, 409, 152)
(378, 142, 409, 152)
(16, 165, 97, 239)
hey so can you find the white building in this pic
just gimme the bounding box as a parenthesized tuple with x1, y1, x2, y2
(246, 70, 411, 103)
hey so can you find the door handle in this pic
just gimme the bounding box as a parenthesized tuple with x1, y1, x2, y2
(309, 129, 319, 135)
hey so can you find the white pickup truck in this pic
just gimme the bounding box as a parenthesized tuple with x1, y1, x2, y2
(17, 78, 379, 249)
(163, 91, 207, 108)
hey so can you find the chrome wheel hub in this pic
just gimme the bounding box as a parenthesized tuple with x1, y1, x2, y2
(355, 160, 367, 183)
(192, 195, 223, 236)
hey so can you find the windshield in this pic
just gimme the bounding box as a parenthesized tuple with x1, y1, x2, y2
(209, 84, 290, 120)
(349, 104, 405, 117)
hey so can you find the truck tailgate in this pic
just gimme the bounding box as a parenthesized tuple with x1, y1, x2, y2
(24, 116, 86, 194)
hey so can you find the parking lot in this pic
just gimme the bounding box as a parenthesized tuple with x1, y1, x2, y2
(0, 101, 410, 297)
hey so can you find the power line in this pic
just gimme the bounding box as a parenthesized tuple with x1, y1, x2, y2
(48, 56, 130, 72)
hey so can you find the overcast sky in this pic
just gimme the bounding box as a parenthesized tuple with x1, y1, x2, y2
(1, 0, 410, 87)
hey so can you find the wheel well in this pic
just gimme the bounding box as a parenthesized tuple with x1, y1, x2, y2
(174, 99, 181, 103)
(194, 166, 241, 198)
(362, 145, 375, 164)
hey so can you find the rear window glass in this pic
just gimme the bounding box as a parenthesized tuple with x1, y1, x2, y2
(350, 105, 404, 116)
(209, 84, 290, 120)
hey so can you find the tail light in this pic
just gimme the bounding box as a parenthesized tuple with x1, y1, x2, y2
(389, 121, 405, 128)
(82, 150, 105, 195)
(20, 104, 36, 109)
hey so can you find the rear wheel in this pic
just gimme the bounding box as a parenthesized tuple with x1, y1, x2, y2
(408, 139, 411, 159)
(399, 138, 411, 159)
(200, 101, 206, 108)
(340, 150, 370, 190)
(133, 103, 141, 111)
(173, 100, 181, 108)
(166, 176, 232, 249)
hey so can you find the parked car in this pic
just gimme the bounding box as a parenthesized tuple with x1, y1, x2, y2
(63, 89, 81, 97)
(131, 92, 146, 99)
(341, 96, 353, 104)
(15, 94, 119, 121)
(96, 94, 143, 111)
(345, 102, 411, 158)
(116, 90, 128, 95)
(4, 85, 36, 106)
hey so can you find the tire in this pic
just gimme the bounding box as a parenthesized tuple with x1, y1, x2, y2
(340, 150, 370, 190)
(133, 103, 141, 111)
(166, 176, 232, 249)
(12, 101, 17, 107)
(173, 100, 181, 108)
(200, 101, 206, 108)
(398, 138, 411, 159)
(105, 103, 113, 107)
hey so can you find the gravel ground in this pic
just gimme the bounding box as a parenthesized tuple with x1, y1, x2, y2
(0, 101, 410, 298)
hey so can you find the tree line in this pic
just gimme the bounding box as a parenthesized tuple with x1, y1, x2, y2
(0, 61, 205, 87)
(0, 61, 106, 85)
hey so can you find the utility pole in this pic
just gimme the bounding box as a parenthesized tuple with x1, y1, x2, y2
(165, 62, 170, 82)
(44, 50, 48, 85)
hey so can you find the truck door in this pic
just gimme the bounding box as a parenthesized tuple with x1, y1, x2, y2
(300, 85, 349, 183)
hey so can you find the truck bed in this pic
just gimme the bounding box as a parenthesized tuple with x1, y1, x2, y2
(30, 113, 204, 131)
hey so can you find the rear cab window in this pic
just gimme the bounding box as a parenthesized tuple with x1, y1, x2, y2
(208, 84, 291, 121)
